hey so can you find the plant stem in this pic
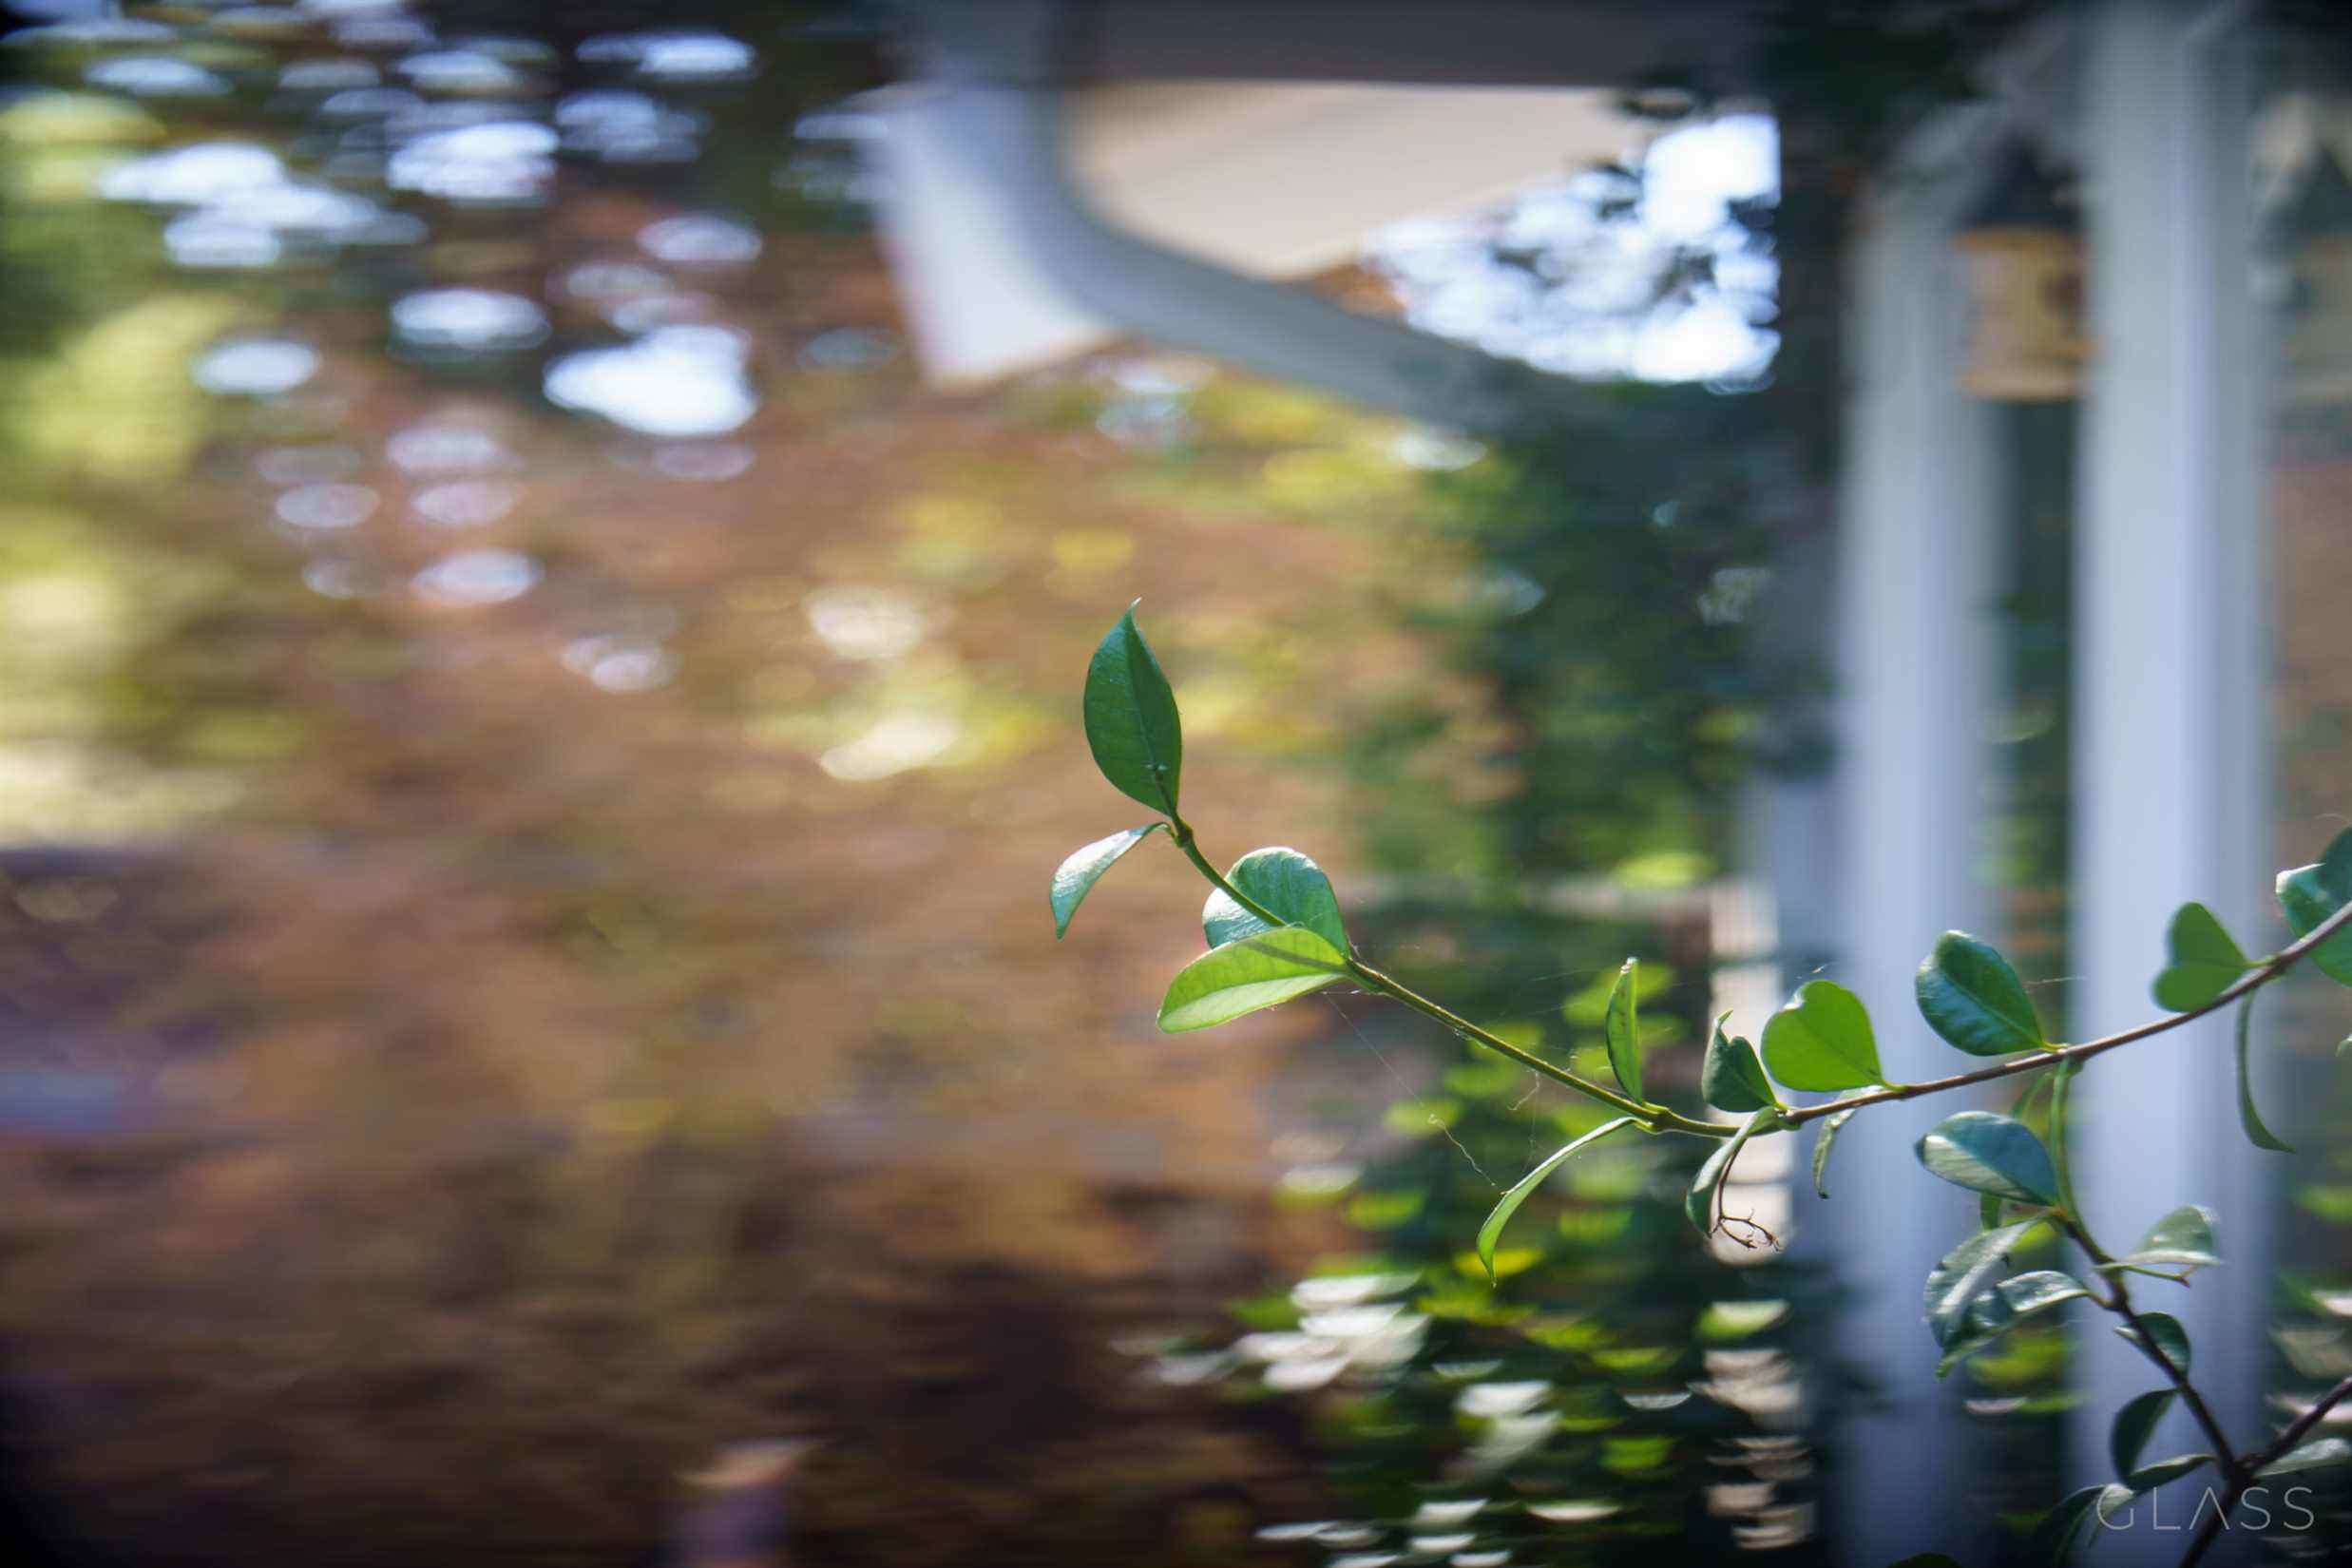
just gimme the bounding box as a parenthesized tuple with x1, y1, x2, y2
(1166, 819, 1291, 932)
(1783, 895, 2352, 1126)
(2060, 1216, 2246, 1490)
(1164, 819, 1727, 1137)
(2177, 1372, 2352, 1567)
(1345, 956, 1726, 1136)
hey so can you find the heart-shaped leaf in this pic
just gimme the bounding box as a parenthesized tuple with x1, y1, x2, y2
(1604, 958, 1643, 1102)
(2151, 902, 2252, 1011)
(1082, 603, 1183, 816)
(2115, 1310, 2191, 1376)
(1761, 980, 1884, 1091)
(2111, 1388, 2176, 1478)
(1923, 1219, 2041, 1348)
(2259, 1437, 2352, 1478)
(1915, 931, 2045, 1056)
(1685, 1108, 1779, 1237)
(2276, 826, 2352, 986)
(1916, 1112, 2061, 1206)
(1476, 1117, 1637, 1279)
(1809, 1101, 1861, 1198)
(1049, 823, 1164, 938)
(2235, 994, 2294, 1154)
(1702, 1012, 1776, 1114)
(1157, 927, 1348, 1033)
(1935, 1268, 2088, 1376)
(2030, 1483, 2134, 1565)
(1202, 847, 1347, 952)
(2124, 1453, 2211, 1493)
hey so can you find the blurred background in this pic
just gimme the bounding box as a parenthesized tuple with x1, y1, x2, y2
(2, 1, 2352, 1564)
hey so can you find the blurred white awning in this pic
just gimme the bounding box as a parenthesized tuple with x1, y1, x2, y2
(874, 79, 1646, 389)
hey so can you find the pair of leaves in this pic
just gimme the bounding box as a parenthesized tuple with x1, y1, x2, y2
(1055, 607, 1186, 938)
(1160, 848, 1352, 1031)
(1916, 1112, 2061, 1207)
(2277, 825, 2352, 986)
(1923, 1219, 2047, 1349)
(1935, 1268, 2086, 1376)
(1476, 1117, 1638, 1279)
(2152, 902, 2253, 1011)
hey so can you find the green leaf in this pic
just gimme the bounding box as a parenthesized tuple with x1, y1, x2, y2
(2102, 1205, 2220, 1274)
(2111, 1388, 2175, 1478)
(1702, 1012, 1776, 1114)
(1810, 1103, 1860, 1198)
(2234, 994, 2294, 1154)
(1916, 931, 2045, 1056)
(1082, 603, 1183, 815)
(1924, 1220, 2041, 1348)
(2151, 902, 2252, 1011)
(1476, 1117, 1637, 1280)
(1201, 847, 1347, 952)
(1049, 823, 1165, 938)
(2276, 826, 2352, 986)
(1157, 927, 1348, 1033)
(2123, 1453, 2210, 1493)
(1935, 1269, 2088, 1376)
(1760, 980, 1885, 1091)
(2031, 1483, 2134, 1564)
(1915, 1112, 2061, 1207)
(1686, 1109, 1777, 1237)
(1603, 958, 1643, 1102)
(2114, 1311, 2191, 1376)
(2258, 1437, 2352, 1478)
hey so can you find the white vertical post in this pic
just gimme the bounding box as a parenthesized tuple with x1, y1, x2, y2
(1829, 116, 2006, 1566)
(2072, 2, 2268, 1558)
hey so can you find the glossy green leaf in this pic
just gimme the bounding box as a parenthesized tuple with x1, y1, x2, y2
(1476, 1117, 1637, 1280)
(2258, 1437, 2352, 1478)
(1702, 1012, 1776, 1114)
(2114, 1311, 2191, 1376)
(1603, 958, 1643, 1102)
(2110, 1205, 2220, 1273)
(1810, 1102, 1859, 1198)
(2030, 1483, 2133, 1565)
(1202, 846, 1347, 952)
(1916, 1112, 2061, 1207)
(1760, 980, 1884, 1091)
(2276, 825, 2352, 986)
(2111, 1388, 2175, 1478)
(1924, 1220, 2040, 1348)
(1049, 823, 1164, 938)
(1157, 927, 1348, 1033)
(1685, 1109, 1777, 1238)
(2151, 902, 2251, 1011)
(2124, 1454, 2211, 1493)
(1082, 603, 1183, 815)
(1916, 931, 2045, 1056)
(1935, 1269, 2088, 1376)
(2235, 994, 2294, 1154)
